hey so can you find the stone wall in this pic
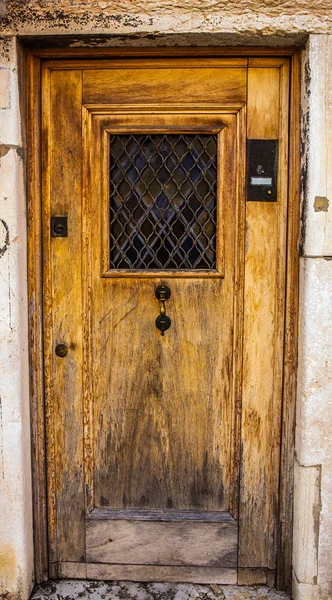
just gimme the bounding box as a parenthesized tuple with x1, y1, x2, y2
(0, 4, 331, 600)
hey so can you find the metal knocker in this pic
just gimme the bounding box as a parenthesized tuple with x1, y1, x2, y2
(155, 285, 171, 336)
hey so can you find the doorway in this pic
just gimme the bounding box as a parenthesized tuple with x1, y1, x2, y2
(28, 50, 299, 589)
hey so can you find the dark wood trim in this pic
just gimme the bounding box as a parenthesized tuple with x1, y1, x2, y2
(27, 52, 49, 583)
(276, 50, 301, 593)
(27, 46, 299, 60)
(27, 46, 300, 589)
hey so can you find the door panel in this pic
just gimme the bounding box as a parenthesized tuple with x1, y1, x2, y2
(84, 110, 239, 516)
(239, 63, 289, 572)
(86, 512, 237, 566)
(42, 58, 290, 584)
(42, 68, 85, 564)
(82, 59, 247, 105)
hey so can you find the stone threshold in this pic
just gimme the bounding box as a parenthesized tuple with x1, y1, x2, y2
(31, 580, 290, 600)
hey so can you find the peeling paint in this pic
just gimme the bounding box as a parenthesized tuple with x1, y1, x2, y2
(0, 36, 11, 61)
(0, 0, 331, 38)
(1, 3, 150, 34)
(300, 46, 310, 256)
(0, 143, 23, 160)
(0, 218, 9, 257)
(314, 196, 329, 212)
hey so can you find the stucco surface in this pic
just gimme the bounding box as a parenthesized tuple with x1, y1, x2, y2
(0, 0, 330, 40)
(292, 35, 332, 600)
(0, 37, 34, 600)
(301, 36, 332, 258)
(294, 258, 332, 600)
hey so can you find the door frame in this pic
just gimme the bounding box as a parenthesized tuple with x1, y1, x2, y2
(26, 46, 300, 592)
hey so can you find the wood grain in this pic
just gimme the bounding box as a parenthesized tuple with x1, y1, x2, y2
(87, 518, 237, 566)
(248, 58, 289, 68)
(33, 47, 297, 60)
(43, 69, 85, 562)
(276, 52, 301, 593)
(27, 52, 49, 584)
(53, 561, 236, 582)
(88, 508, 235, 522)
(83, 64, 246, 105)
(229, 106, 246, 518)
(84, 112, 239, 512)
(239, 62, 290, 573)
(58, 562, 87, 579)
(247, 68, 280, 139)
(41, 62, 56, 564)
(238, 568, 276, 586)
(86, 563, 237, 584)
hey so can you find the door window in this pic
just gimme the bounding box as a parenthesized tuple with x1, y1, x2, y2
(109, 133, 217, 269)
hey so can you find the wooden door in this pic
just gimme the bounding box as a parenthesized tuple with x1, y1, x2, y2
(41, 56, 290, 585)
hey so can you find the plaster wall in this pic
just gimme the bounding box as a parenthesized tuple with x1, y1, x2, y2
(292, 36, 332, 600)
(0, 4, 331, 600)
(0, 38, 34, 600)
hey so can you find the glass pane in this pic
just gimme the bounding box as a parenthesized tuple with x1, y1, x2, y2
(109, 133, 217, 270)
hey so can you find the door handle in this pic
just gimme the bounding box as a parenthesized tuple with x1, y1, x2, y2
(155, 285, 171, 336)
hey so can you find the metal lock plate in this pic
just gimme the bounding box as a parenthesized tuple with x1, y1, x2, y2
(51, 216, 68, 237)
(246, 139, 278, 202)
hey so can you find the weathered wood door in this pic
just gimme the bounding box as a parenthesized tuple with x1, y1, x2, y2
(42, 56, 290, 585)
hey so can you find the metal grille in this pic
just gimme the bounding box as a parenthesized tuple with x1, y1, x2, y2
(109, 133, 217, 270)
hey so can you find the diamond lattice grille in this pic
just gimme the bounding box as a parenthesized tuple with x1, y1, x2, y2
(109, 133, 217, 269)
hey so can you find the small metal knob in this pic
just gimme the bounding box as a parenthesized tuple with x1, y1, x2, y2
(155, 285, 171, 336)
(155, 285, 171, 302)
(54, 222, 66, 235)
(55, 343, 68, 358)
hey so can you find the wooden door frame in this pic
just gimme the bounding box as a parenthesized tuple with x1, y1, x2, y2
(26, 46, 300, 592)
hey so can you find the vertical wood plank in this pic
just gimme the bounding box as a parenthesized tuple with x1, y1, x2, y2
(27, 53, 49, 583)
(239, 63, 289, 571)
(43, 69, 85, 563)
(230, 106, 246, 519)
(276, 53, 300, 593)
(41, 63, 56, 565)
(82, 106, 94, 516)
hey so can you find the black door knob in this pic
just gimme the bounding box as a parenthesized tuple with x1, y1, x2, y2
(55, 343, 68, 358)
